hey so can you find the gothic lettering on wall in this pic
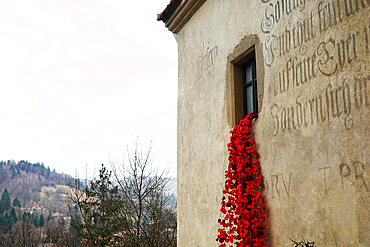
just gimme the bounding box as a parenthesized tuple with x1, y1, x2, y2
(270, 65, 369, 136)
(270, 172, 293, 198)
(273, 30, 364, 96)
(269, 24, 370, 136)
(262, 159, 370, 198)
(198, 39, 218, 78)
(261, 0, 310, 34)
(262, 0, 370, 67)
(180, 182, 224, 205)
(260, 0, 370, 136)
(340, 161, 370, 192)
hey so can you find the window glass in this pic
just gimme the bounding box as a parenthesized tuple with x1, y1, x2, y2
(242, 58, 257, 117)
(246, 85, 253, 115)
(246, 65, 253, 83)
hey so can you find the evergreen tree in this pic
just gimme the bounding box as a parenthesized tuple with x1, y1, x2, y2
(0, 165, 7, 184)
(22, 211, 30, 223)
(0, 201, 4, 214)
(0, 213, 9, 232)
(4, 213, 10, 232)
(10, 164, 17, 177)
(39, 214, 44, 227)
(4, 212, 9, 227)
(47, 211, 52, 221)
(1, 188, 11, 211)
(10, 207, 18, 222)
(45, 228, 51, 243)
(12, 197, 21, 207)
(33, 214, 39, 227)
(0, 214, 6, 230)
(46, 167, 51, 179)
(69, 165, 124, 247)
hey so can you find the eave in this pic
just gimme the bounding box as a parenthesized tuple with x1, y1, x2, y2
(157, 0, 207, 34)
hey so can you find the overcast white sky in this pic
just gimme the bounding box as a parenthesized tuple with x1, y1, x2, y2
(0, 0, 178, 178)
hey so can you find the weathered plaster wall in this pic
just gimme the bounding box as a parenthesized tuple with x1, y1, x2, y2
(176, 0, 370, 246)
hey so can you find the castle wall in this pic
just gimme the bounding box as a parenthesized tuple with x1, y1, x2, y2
(176, 0, 370, 246)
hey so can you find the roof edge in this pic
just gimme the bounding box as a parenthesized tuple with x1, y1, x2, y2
(157, 0, 182, 23)
(157, 0, 206, 34)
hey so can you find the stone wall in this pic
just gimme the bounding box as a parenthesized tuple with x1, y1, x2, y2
(175, 0, 370, 246)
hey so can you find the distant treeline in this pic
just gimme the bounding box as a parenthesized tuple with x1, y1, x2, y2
(0, 160, 50, 179)
(0, 160, 83, 189)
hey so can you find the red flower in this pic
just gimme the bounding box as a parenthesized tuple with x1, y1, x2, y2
(216, 113, 266, 247)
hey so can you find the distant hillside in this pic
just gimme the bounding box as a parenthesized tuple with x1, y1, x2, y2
(167, 178, 177, 196)
(0, 159, 176, 213)
(0, 159, 80, 214)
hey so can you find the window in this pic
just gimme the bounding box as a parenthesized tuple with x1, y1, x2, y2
(242, 59, 257, 116)
(226, 34, 264, 126)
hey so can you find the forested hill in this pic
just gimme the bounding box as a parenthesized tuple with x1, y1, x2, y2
(0, 160, 77, 204)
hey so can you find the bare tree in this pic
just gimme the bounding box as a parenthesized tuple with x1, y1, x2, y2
(43, 216, 81, 247)
(66, 142, 177, 247)
(4, 212, 42, 247)
(111, 142, 177, 247)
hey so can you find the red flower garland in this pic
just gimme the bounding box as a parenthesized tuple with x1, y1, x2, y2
(216, 113, 266, 247)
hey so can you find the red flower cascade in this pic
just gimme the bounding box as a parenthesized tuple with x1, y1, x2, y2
(216, 113, 266, 247)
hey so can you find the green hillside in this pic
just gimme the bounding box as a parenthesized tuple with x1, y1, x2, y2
(0, 160, 80, 215)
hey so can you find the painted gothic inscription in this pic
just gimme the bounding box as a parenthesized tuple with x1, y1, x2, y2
(260, 0, 370, 136)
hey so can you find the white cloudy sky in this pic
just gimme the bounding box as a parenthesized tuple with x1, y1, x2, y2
(0, 0, 178, 178)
